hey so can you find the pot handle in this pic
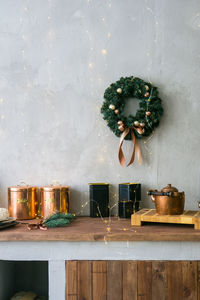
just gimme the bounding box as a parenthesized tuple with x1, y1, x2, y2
(147, 191, 172, 197)
(151, 195, 156, 202)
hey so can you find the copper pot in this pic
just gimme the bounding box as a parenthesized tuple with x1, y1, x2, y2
(40, 185, 70, 219)
(8, 185, 38, 220)
(148, 184, 185, 215)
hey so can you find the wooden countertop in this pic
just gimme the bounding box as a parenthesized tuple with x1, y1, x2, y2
(0, 217, 200, 242)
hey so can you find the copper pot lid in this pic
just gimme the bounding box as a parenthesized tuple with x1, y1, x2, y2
(40, 185, 70, 191)
(8, 185, 37, 192)
(161, 184, 178, 193)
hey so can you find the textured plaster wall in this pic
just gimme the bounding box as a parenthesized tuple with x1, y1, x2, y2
(0, 0, 200, 214)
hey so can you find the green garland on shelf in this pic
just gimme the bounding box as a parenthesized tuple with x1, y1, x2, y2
(101, 76, 163, 140)
(43, 213, 76, 228)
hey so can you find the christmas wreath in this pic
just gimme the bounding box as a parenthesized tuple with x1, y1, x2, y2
(101, 76, 163, 166)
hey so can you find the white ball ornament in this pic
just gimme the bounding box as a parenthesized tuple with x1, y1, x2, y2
(144, 92, 149, 97)
(134, 121, 139, 126)
(117, 88, 122, 94)
(118, 120, 123, 125)
(134, 121, 140, 126)
(145, 85, 149, 91)
(109, 104, 115, 110)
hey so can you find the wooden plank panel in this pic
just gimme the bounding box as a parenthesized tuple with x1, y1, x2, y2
(182, 261, 197, 299)
(198, 262, 200, 300)
(92, 260, 107, 273)
(92, 261, 107, 300)
(66, 261, 78, 300)
(168, 261, 183, 300)
(107, 261, 122, 300)
(137, 261, 152, 300)
(123, 261, 137, 300)
(152, 261, 168, 300)
(78, 261, 92, 300)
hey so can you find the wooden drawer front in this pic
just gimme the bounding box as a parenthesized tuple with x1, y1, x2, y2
(66, 260, 200, 300)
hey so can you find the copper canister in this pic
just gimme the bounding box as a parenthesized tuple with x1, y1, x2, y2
(8, 185, 38, 220)
(40, 185, 70, 219)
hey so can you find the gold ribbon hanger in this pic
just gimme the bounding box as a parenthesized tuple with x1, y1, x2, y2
(118, 127, 143, 167)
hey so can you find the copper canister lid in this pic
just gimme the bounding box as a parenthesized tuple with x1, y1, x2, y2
(88, 183, 109, 185)
(8, 186, 37, 192)
(119, 182, 140, 185)
(40, 185, 70, 191)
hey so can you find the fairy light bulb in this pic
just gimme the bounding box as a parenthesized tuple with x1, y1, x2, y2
(101, 49, 107, 55)
(88, 62, 94, 69)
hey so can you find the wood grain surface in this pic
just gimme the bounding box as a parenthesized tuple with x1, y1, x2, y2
(66, 260, 200, 300)
(0, 217, 200, 241)
(131, 209, 200, 229)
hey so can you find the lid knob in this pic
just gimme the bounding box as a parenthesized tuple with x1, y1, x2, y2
(161, 184, 178, 193)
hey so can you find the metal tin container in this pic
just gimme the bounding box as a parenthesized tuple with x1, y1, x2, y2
(89, 183, 109, 218)
(40, 185, 70, 219)
(118, 200, 133, 218)
(118, 183, 141, 218)
(8, 185, 38, 220)
(119, 183, 141, 202)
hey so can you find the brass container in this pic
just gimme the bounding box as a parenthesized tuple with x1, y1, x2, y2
(40, 185, 70, 219)
(8, 185, 38, 220)
(148, 184, 185, 215)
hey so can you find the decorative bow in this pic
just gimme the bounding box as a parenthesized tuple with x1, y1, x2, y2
(118, 127, 143, 167)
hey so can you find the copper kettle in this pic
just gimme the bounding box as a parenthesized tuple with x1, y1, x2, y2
(147, 184, 185, 215)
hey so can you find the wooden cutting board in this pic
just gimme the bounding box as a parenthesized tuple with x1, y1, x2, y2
(131, 209, 200, 229)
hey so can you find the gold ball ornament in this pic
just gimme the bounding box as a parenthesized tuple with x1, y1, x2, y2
(144, 92, 149, 97)
(114, 109, 119, 114)
(145, 85, 149, 91)
(109, 104, 115, 110)
(134, 121, 139, 126)
(146, 111, 151, 116)
(118, 125, 124, 131)
(118, 120, 123, 125)
(140, 122, 145, 127)
(117, 88, 122, 94)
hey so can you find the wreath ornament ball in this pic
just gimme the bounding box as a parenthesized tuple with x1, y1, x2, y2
(101, 76, 163, 166)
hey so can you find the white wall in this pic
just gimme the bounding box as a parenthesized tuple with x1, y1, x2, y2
(0, 0, 200, 214)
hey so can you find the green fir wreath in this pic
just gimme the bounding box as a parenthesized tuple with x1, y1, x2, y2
(101, 76, 163, 140)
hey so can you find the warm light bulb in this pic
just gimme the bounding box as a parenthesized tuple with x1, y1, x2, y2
(101, 49, 107, 55)
(88, 62, 94, 69)
(106, 226, 111, 233)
